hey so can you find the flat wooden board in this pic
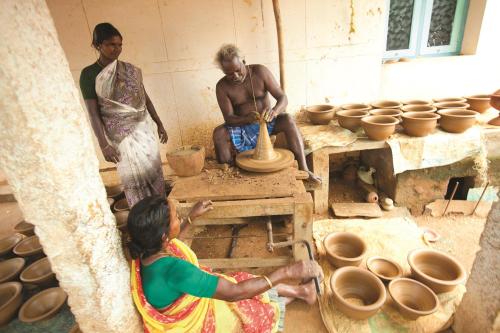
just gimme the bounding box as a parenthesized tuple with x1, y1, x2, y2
(331, 203, 383, 218)
(170, 167, 305, 202)
(425, 199, 493, 218)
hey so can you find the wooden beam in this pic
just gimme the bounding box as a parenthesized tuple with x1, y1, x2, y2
(200, 256, 292, 269)
(272, 0, 286, 91)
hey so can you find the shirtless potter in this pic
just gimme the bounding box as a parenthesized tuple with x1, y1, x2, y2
(212, 44, 321, 184)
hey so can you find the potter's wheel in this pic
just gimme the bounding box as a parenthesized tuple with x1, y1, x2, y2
(236, 148, 294, 173)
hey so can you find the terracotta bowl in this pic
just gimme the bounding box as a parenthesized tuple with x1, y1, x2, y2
(105, 184, 123, 198)
(13, 221, 35, 237)
(361, 115, 399, 141)
(306, 105, 335, 125)
(401, 104, 437, 113)
(0, 282, 23, 327)
(0, 258, 26, 284)
(341, 103, 372, 112)
(401, 112, 440, 137)
(369, 109, 402, 119)
(20, 257, 56, 288)
(402, 99, 432, 106)
(114, 211, 129, 232)
(323, 232, 367, 268)
(371, 100, 402, 109)
(388, 278, 439, 320)
(433, 97, 467, 103)
(113, 198, 129, 212)
(18, 287, 67, 323)
(167, 145, 205, 177)
(366, 256, 403, 283)
(465, 94, 491, 113)
(434, 102, 470, 110)
(330, 267, 386, 320)
(408, 248, 466, 293)
(336, 110, 369, 132)
(0, 234, 24, 258)
(438, 109, 478, 133)
(13, 236, 43, 258)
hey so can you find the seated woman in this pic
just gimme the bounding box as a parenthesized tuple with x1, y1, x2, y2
(128, 195, 323, 333)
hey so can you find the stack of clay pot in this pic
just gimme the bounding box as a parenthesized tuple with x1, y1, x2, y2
(0, 219, 66, 327)
(322, 231, 466, 321)
(105, 183, 130, 232)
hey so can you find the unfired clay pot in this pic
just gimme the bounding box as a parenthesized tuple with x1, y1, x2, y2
(465, 94, 491, 113)
(107, 197, 115, 207)
(0, 234, 24, 258)
(0, 258, 26, 284)
(366, 256, 403, 283)
(489, 93, 500, 126)
(105, 184, 124, 198)
(370, 100, 402, 109)
(13, 221, 35, 237)
(0, 282, 23, 327)
(401, 112, 440, 137)
(20, 257, 56, 288)
(13, 236, 43, 258)
(341, 103, 372, 112)
(434, 102, 470, 110)
(433, 97, 467, 103)
(438, 109, 478, 133)
(402, 99, 432, 106)
(369, 109, 402, 120)
(113, 198, 129, 212)
(388, 278, 439, 320)
(408, 248, 466, 293)
(323, 232, 367, 268)
(330, 266, 386, 320)
(400, 105, 437, 113)
(306, 105, 335, 125)
(336, 110, 369, 132)
(361, 115, 399, 141)
(167, 145, 205, 177)
(18, 287, 67, 323)
(114, 210, 129, 232)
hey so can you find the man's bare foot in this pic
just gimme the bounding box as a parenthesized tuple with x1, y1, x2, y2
(306, 170, 322, 185)
(299, 280, 318, 305)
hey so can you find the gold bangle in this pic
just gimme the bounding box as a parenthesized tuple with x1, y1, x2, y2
(262, 275, 273, 289)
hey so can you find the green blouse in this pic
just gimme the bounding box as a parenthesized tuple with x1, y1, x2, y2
(141, 256, 219, 309)
(79, 62, 102, 100)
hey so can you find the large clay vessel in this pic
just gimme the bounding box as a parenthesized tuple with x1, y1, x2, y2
(361, 115, 399, 141)
(489, 93, 500, 126)
(0, 258, 25, 284)
(323, 232, 367, 268)
(408, 248, 466, 293)
(18, 287, 67, 323)
(105, 184, 123, 198)
(0, 282, 23, 326)
(167, 145, 205, 177)
(341, 103, 372, 112)
(465, 94, 491, 113)
(369, 109, 402, 120)
(402, 99, 432, 106)
(330, 266, 386, 320)
(401, 112, 440, 137)
(366, 256, 403, 283)
(401, 105, 437, 113)
(336, 110, 369, 132)
(13, 236, 43, 259)
(438, 109, 478, 133)
(0, 234, 24, 258)
(370, 100, 402, 109)
(388, 278, 439, 320)
(114, 211, 129, 232)
(433, 97, 467, 103)
(13, 221, 35, 237)
(20, 257, 56, 288)
(113, 198, 129, 212)
(434, 102, 470, 110)
(306, 105, 335, 125)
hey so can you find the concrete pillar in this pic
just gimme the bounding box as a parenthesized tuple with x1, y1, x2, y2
(453, 202, 500, 333)
(0, 2, 141, 332)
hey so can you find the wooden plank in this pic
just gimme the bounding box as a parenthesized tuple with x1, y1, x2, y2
(425, 199, 493, 218)
(319, 139, 387, 155)
(199, 256, 291, 269)
(310, 149, 330, 214)
(293, 193, 314, 261)
(331, 203, 383, 218)
(194, 217, 261, 226)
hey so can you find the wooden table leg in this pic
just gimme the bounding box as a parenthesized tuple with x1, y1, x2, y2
(293, 193, 313, 261)
(310, 149, 330, 214)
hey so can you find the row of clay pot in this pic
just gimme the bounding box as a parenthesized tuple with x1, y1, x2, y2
(322, 231, 466, 320)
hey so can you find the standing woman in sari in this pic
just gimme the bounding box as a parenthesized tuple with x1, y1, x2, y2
(80, 23, 167, 206)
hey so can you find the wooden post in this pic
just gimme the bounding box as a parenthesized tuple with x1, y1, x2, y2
(310, 150, 330, 214)
(272, 0, 286, 92)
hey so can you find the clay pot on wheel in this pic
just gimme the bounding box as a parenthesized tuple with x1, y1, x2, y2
(20, 257, 56, 288)
(401, 105, 437, 113)
(408, 248, 466, 293)
(0, 258, 26, 284)
(366, 256, 403, 283)
(341, 103, 372, 112)
(13, 221, 35, 237)
(388, 278, 439, 320)
(336, 110, 369, 132)
(167, 145, 205, 177)
(105, 184, 123, 198)
(323, 232, 367, 268)
(114, 211, 129, 232)
(0, 234, 24, 258)
(434, 102, 470, 110)
(13, 236, 43, 259)
(113, 198, 129, 212)
(438, 109, 478, 133)
(306, 105, 335, 125)
(361, 115, 399, 141)
(401, 112, 440, 137)
(18, 287, 67, 323)
(402, 99, 432, 106)
(0, 282, 23, 327)
(330, 266, 386, 320)
(371, 100, 402, 109)
(433, 97, 467, 103)
(464, 94, 491, 113)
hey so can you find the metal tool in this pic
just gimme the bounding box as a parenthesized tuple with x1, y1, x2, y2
(443, 181, 459, 215)
(472, 182, 489, 215)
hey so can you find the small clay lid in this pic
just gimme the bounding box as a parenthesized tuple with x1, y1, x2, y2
(113, 198, 129, 212)
(18, 287, 67, 323)
(13, 221, 35, 235)
(20, 257, 54, 285)
(0, 234, 25, 257)
(13, 236, 43, 257)
(0, 281, 23, 309)
(366, 256, 403, 282)
(114, 211, 129, 231)
(0, 258, 26, 283)
(105, 184, 124, 198)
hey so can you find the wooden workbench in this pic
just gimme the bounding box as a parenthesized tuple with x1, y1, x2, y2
(168, 167, 313, 269)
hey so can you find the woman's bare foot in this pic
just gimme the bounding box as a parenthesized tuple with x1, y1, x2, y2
(299, 280, 318, 305)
